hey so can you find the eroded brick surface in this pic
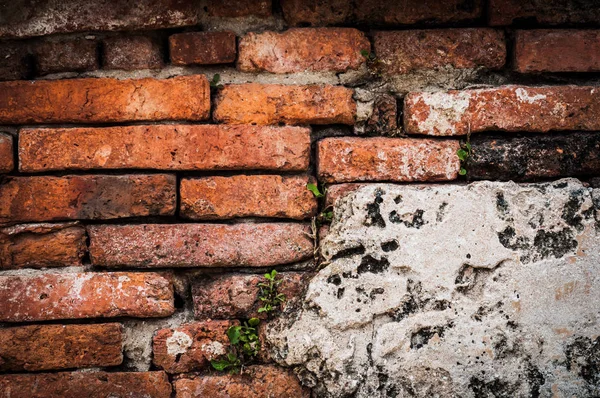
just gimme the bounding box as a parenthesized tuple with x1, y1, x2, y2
(213, 84, 356, 125)
(0, 133, 13, 173)
(489, 0, 600, 26)
(0, 272, 174, 322)
(169, 32, 237, 65)
(0, 174, 176, 224)
(0, 323, 122, 371)
(88, 223, 314, 268)
(204, 0, 271, 18)
(34, 38, 98, 75)
(0, 42, 29, 81)
(180, 175, 317, 220)
(103, 35, 164, 70)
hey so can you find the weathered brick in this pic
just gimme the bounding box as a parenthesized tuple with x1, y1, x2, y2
(0, 222, 86, 269)
(19, 125, 310, 172)
(0, 323, 122, 371)
(361, 94, 398, 135)
(0, 0, 199, 38)
(153, 320, 236, 373)
(374, 29, 505, 74)
(214, 84, 355, 125)
(404, 86, 600, 136)
(0, 133, 13, 173)
(467, 133, 600, 180)
(180, 175, 317, 220)
(169, 32, 236, 65)
(238, 28, 369, 73)
(34, 38, 98, 75)
(0, 174, 175, 224)
(489, 0, 600, 26)
(174, 365, 309, 398)
(0, 272, 174, 322)
(103, 35, 163, 70)
(192, 272, 309, 319)
(0, 371, 172, 398)
(515, 30, 600, 73)
(0, 42, 29, 81)
(89, 223, 313, 268)
(324, 183, 367, 210)
(318, 137, 460, 183)
(0, 75, 209, 124)
(204, 0, 271, 17)
(281, 0, 482, 26)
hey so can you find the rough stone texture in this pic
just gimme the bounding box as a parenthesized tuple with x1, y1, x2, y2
(0, 0, 200, 38)
(515, 30, 600, 73)
(34, 38, 98, 75)
(204, 0, 271, 18)
(103, 35, 164, 70)
(489, 0, 600, 26)
(173, 365, 310, 397)
(0, 75, 209, 124)
(468, 133, 600, 180)
(404, 85, 600, 136)
(169, 31, 237, 65)
(0, 133, 13, 173)
(374, 29, 505, 75)
(0, 371, 172, 398)
(180, 175, 318, 220)
(213, 84, 356, 125)
(360, 94, 398, 135)
(281, 0, 482, 26)
(0, 174, 176, 224)
(0, 41, 29, 81)
(88, 223, 314, 268)
(0, 272, 174, 322)
(318, 137, 460, 183)
(267, 179, 600, 397)
(238, 28, 369, 73)
(0, 222, 86, 269)
(192, 272, 310, 319)
(19, 125, 310, 172)
(0, 323, 123, 371)
(153, 320, 236, 373)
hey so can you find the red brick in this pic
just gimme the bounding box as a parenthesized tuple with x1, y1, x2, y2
(0, 272, 174, 322)
(515, 30, 600, 73)
(103, 35, 164, 70)
(489, 0, 600, 26)
(174, 365, 309, 398)
(170, 32, 236, 65)
(324, 183, 367, 210)
(0, 323, 122, 372)
(0, 174, 175, 224)
(281, 0, 482, 26)
(180, 175, 317, 220)
(374, 29, 505, 74)
(404, 85, 600, 136)
(19, 125, 310, 172)
(192, 272, 309, 319)
(34, 38, 98, 75)
(0, 75, 209, 124)
(153, 320, 237, 373)
(205, 0, 271, 17)
(214, 84, 355, 125)
(0, 42, 29, 81)
(0, 222, 86, 269)
(88, 223, 314, 268)
(238, 28, 369, 73)
(0, 133, 13, 173)
(362, 94, 398, 135)
(317, 137, 460, 183)
(0, 0, 199, 39)
(0, 371, 172, 398)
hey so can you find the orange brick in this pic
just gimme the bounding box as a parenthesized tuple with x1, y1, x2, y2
(0, 133, 13, 173)
(169, 32, 237, 65)
(0, 272, 174, 322)
(404, 86, 600, 136)
(0, 323, 122, 371)
(180, 175, 317, 220)
(318, 137, 460, 183)
(0, 222, 86, 269)
(88, 223, 314, 268)
(213, 84, 355, 125)
(19, 125, 310, 172)
(0, 371, 172, 398)
(0, 174, 175, 224)
(238, 28, 369, 73)
(0, 75, 209, 124)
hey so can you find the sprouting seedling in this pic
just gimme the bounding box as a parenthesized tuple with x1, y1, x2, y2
(307, 183, 325, 198)
(457, 141, 472, 176)
(210, 317, 260, 374)
(210, 73, 223, 88)
(258, 270, 285, 314)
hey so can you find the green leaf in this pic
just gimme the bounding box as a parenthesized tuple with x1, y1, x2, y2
(210, 74, 221, 86)
(464, 142, 472, 152)
(211, 359, 230, 371)
(270, 270, 278, 278)
(457, 149, 469, 161)
(360, 49, 369, 58)
(227, 352, 238, 362)
(258, 307, 267, 313)
(307, 183, 324, 198)
(248, 317, 260, 327)
(227, 326, 242, 344)
(459, 168, 467, 176)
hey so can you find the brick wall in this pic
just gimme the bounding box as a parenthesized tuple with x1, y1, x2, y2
(0, 1, 599, 397)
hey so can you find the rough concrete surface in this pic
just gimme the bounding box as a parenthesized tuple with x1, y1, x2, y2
(267, 178, 600, 397)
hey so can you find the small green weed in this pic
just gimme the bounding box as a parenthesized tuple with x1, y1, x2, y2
(307, 183, 325, 198)
(360, 49, 383, 78)
(258, 270, 286, 314)
(457, 135, 472, 176)
(210, 317, 260, 374)
(210, 73, 223, 88)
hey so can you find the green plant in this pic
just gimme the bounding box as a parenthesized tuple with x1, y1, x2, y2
(457, 139, 472, 176)
(210, 317, 260, 374)
(209, 73, 223, 88)
(307, 183, 325, 198)
(258, 270, 286, 314)
(360, 49, 383, 78)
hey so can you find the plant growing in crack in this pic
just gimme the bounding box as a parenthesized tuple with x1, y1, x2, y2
(457, 134, 472, 176)
(210, 317, 260, 374)
(258, 270, 286, 314)
(209, 73, 224, 88)
(360, 49, 383, 78)
(307, 182, 325, 198)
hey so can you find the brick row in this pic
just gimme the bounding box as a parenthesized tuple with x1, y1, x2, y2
(103, 35, 164, 71)
(169, 32, 237, 65)
(489, 0, 600, 26)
